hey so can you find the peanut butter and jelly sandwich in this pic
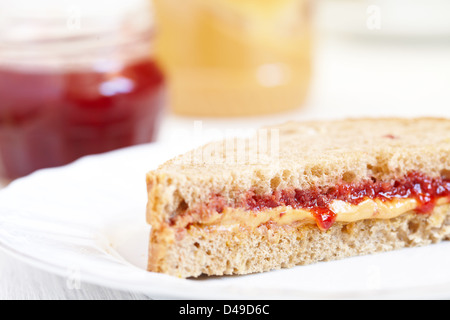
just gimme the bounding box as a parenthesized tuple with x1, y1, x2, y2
(146, 118, 450, 278)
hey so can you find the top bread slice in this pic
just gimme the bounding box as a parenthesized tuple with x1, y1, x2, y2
(146, 117, 450, 227)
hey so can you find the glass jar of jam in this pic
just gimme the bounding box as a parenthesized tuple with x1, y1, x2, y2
(0, 0, 165, 180)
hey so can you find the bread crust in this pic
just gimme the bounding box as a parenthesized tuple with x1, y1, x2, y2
(148, 205, 450, 278)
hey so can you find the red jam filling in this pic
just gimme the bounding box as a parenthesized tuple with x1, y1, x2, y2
(244, 172, 450, 230)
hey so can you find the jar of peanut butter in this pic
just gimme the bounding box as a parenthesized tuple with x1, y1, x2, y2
(153, 0, 312, 117)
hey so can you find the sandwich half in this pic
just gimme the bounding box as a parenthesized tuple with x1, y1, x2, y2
(146, 118, 450, 278)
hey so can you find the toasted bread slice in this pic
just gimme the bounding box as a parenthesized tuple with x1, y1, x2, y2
(146, 118, 450, 278)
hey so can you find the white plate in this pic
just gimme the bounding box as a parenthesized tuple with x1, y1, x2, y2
(1, 142, 450, 299)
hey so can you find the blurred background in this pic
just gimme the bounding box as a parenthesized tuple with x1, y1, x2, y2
(0, 0, 449, 181)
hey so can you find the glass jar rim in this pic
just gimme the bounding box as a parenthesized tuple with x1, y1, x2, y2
(0, 0, 154, 43)
(0, 0, 155, 71)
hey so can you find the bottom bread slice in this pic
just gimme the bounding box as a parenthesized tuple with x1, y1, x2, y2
(148, 204, 450, 278)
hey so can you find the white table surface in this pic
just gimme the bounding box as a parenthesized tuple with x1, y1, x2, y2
(1, 10, 450, 299)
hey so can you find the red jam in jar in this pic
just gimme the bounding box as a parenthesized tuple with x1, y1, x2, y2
(0, 1, 165, 180)
(0, 60, 164, 179)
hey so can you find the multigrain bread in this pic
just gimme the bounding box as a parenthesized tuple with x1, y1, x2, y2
(146, 118, 450, 278)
